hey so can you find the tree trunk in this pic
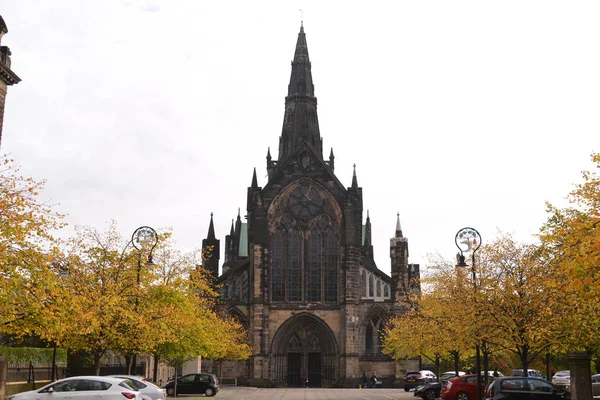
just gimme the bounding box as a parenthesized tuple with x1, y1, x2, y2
(520, 345, 529, 376)
(482, 342, 490, 388)
(435, 356, 441, 382)
(153, 353, 160, 384)
(452, 351, 460, 376)
(125, 354, 134, 375)
(94, 351, 104, 376)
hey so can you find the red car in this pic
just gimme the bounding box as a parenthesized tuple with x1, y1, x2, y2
(440, 374, 489, 400)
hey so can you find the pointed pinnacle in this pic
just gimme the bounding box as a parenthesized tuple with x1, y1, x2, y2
(230, 219, 235, 236)
(251, 167, 258, 188)
(396, 213, 403, 237)
(207, 212, 216, 240)
(351, 163, 358, 188)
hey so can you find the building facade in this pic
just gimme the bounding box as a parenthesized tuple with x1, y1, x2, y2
(200, 25, 420, 387)
(0, 15, 21, 149)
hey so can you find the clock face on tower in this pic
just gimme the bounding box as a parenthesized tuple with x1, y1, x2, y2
(288, 184, 323, 218)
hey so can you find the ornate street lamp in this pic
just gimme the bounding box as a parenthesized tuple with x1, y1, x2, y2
(130, 226, 158, 373)
(455, 227, 482, 400)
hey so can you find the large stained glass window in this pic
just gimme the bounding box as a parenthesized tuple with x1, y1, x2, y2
(288, 230, 302, 302)
(307, 230, 321, 302)
(271, 230, 285, 301)
(324, 230, 338, 302)
(269, 182, 341, 304)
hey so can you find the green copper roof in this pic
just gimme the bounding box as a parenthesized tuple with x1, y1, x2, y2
(239, 223, 248, 257)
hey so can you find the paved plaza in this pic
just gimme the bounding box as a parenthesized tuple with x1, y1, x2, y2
(179, 387, 416, 400)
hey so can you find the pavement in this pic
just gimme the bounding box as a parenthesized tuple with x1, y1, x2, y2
(174, 386, 416, 400)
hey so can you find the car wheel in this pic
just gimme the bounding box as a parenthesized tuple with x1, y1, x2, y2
(204, 388, 215, 397)
(424, 389, 436, 400)
(456, 391, 469, 400)
(166, 388, 175, 397)
(404, 387, 410, 392)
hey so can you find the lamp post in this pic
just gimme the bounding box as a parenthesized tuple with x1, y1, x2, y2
(455, 227, 482, 400)
(130, 226, 158, 374)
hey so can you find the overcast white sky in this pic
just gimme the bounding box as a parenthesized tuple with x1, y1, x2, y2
(2, 1, 599, 276)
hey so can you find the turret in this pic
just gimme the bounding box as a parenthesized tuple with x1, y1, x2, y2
(0, 15, 22, 149)
(390, 213, 419, 311)
(201, 213, 220, 277)
(364, 210, 373, 260)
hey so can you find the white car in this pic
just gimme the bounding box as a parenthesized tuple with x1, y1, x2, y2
(552, 370, 570, 388)
(108, 376, 166, 400)
(7, 376, 142, 400)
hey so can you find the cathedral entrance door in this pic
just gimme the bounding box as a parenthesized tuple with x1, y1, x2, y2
(287, 353, 302, 387)
(271, 313, 338, 387)
(307, 352, 321, 387)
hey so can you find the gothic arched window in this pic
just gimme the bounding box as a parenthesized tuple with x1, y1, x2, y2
(368, 275, 374, 297)
(288, 229, 302, 302)
(269, 182, 340, 303)
(324, 229, 338, 302)
(361, 270, 367, 297)
(365, 324, 373, 353)
(376, 279, 381, 297)
(307, 230, 321, 302)
(271, 229, 285, 301)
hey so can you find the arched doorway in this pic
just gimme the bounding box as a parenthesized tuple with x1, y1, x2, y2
(270, 313, 338, 387)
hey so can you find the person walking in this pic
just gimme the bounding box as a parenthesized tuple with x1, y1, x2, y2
(370, 371, 378, 388)
(361, 372, 368, 388)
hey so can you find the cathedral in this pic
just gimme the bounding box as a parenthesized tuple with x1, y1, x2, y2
(199, 24, 420, 387)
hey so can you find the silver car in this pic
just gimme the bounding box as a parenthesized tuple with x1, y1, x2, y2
(108, 376, 166, 400)
(551, 370, 570, 388)
(592, 374, 600, 396)
(7, 376, 142, 400)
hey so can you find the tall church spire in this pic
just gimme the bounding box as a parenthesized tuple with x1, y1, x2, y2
(395, 213, 403, 238)
(277, 24, 322, 163)
(351, 164, 358, 189)
(207, 212, 216, 240)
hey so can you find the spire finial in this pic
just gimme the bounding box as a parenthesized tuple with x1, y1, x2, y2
(299, 9, 304, 28)
(367, 209, 370, 219)
(351, 163, 358, 188)
(251, 167, 258, 188)
(395, 213, 403, 237)
(207, 212, 216, 240)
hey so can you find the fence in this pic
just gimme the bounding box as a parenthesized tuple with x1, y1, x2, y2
(7, 363, 67, 383)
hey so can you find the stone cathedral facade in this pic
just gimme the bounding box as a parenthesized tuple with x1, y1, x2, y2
(199, 25, 420, 387)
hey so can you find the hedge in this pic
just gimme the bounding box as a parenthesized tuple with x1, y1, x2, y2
(0, 346, 67, 364)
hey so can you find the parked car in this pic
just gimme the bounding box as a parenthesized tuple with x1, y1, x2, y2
(441, 371, 467, 381)
(7, 376, 141, 400)
(108, 376, 166, 400)
(485, 376, 570, 400)
(441, 374, 490, 400)
(511, 369, 546, 380)
(592, 374, 600, 396)
(414, 382, 442, 400)
(550, 370, 570, 389)
(404, 370, 437, 392)
(164, 373, 218, 397)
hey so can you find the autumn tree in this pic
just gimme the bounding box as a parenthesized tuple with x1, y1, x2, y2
(60, 223, 251, 375)
(383, 254, 474, 379)
(539, 152, 600, 354)
(476, 233, 561, 375)
(0, 157, 68, 346)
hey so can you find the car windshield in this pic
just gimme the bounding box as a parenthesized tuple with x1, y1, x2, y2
(555, 371, 569, 376)
(406, 372, 421, 378)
